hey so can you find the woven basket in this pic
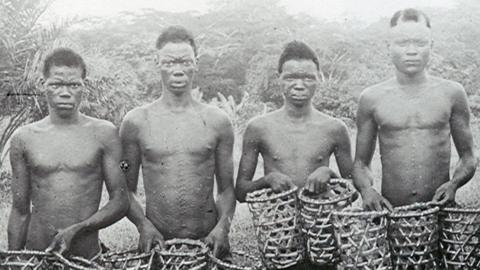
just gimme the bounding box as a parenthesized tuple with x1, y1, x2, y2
(439, 206, 480, 269)
(388, 203, 440, 269)
(156, 239, 209, 270)
(208, 250, 263, 270)
(0, 250, 54, 270)
(331, 208, 391, 269)
(0, 250, 100, 270)
(98, 250, 155, 270)
(298, 179, 356, 266)
(246, 186, 304, 269)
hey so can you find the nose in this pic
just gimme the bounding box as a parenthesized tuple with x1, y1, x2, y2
(58, 89, 72, 98)
(406, 44, 418, 55)
(292, 80, 306, 91)
(172, 69, 185, 77)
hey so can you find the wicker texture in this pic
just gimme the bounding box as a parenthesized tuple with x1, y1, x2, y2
(209, 250, 263, 270)
(98, 250, 154, 270)
(156, 239, 209, 270)
(331, 208, 391, 269)
(0, 250, 53, 270)
(0, 250, 100, 270)
(439, 207, 480, 269)
(246, 187, 304, 269)
(298, 179, 356, 265)
(388, 203, 440, 269)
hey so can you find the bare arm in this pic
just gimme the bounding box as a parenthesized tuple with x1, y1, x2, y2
(353, 91, 392, 211)
(334, 121, 353, 179)
(119, 112, 146, 227)
(8, 130, 31, 250)
(450, 86, 477, 187)
(205, 114, 236, 257)
(213, 116, 236, 232)
(235, 122, 269, 202)
(352, 92, 378, 192)
(433, 85, 477, 204)
(119, 110, 164, 251)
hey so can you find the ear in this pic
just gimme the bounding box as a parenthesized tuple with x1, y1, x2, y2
(38, 77, 47, 93)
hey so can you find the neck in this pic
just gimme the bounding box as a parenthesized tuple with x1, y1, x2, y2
(283, 101, 313, 121)
(159, 88, 194, 110)
(48, 109, 81, 125)
(396, 69, 428, 86)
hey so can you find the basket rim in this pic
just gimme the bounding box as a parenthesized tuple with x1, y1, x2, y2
(246, 186, 298, 203)
(298, 179, 356, 205)
(100, 249, 154, 262)
(331, 207, 388, 217)
(389, 202, 439, 218)
(0, 249, 51, 257)
(156, 238, 209, 256)
(441, 206, 480, 213)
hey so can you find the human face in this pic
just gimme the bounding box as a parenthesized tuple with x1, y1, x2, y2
(157, 42, 197, 95)
(389, 21, 432, 76)
(43, 65, 84, 118)
(279, 59, 319, 107)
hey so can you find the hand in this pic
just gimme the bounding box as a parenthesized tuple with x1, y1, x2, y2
(46, 224, 81, 255)
(305, 167, 337, 194)
(432, 182, 457, 206)
(138, 219, 165, 252)
(265, 172, 296, 193)
(360, 187, 393, 211)
(203, 226, 230, 259)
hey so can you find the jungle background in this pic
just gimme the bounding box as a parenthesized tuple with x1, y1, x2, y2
(1, 0, 480, 254)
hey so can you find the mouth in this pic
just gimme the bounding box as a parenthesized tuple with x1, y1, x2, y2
(170, 81, 188, 88)
(56, 103, 74, 109)
(404, 60, 421, 65)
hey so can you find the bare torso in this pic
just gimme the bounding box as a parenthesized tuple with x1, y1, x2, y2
(372, 77, 454, 206)
(21, 117, 107, 258)
(134, 102, 222, 239)
(256, 110, 344, 186)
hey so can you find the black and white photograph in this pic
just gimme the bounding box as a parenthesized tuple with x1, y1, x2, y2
(1, 0, 480, 269)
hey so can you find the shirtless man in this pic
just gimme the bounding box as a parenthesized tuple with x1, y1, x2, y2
(120, 26, 236, 258)
(353, 9, 477, 211)
(235, 41, 353, 269)
(7, 48, 129, 259)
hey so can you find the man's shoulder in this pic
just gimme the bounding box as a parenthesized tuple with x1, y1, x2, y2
(83, 116, 119, 141)
(430, 76, 465, 94)
(122, 104, 150, 126)
(360, 79, 394, 99)
(312, 111, 349, 134)
(245, 110, 277, 131)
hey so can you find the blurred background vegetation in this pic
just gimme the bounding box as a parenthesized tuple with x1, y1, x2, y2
(1, 0, 480, 251)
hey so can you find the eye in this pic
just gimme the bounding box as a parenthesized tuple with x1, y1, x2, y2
(69, 83, 82, 89)
(181, 59, 194, 66)
(161, 60, 174, 67)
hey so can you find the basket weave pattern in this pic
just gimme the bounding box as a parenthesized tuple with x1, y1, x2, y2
(156, 239, 209, 270)
(246, 187, 304, 269)
(98, 250, 154, 270)
(298, 179, 356, 265)
(0, 250, 53, 270)
(388, 203, 439, 269)
(439, 207, 480, 269)
(331, 209, 391, 269)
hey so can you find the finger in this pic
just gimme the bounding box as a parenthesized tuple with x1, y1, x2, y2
(58, 243, 67, 255)
(382, 198, 393, 212)
(212, 242, 219, 257)
(432, 191, 443, 202)
(374, 200, 383, 212)
(155, 238, 166, 250)
(305, 179, 314, 192)
(144, 238, 153, 252)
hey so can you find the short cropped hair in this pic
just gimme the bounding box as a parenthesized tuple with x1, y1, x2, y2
(278, 41, 320, 74)
(390, 8, 431, 28)
(42, 48, 87, 79)
(156, 25, 197, 56)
